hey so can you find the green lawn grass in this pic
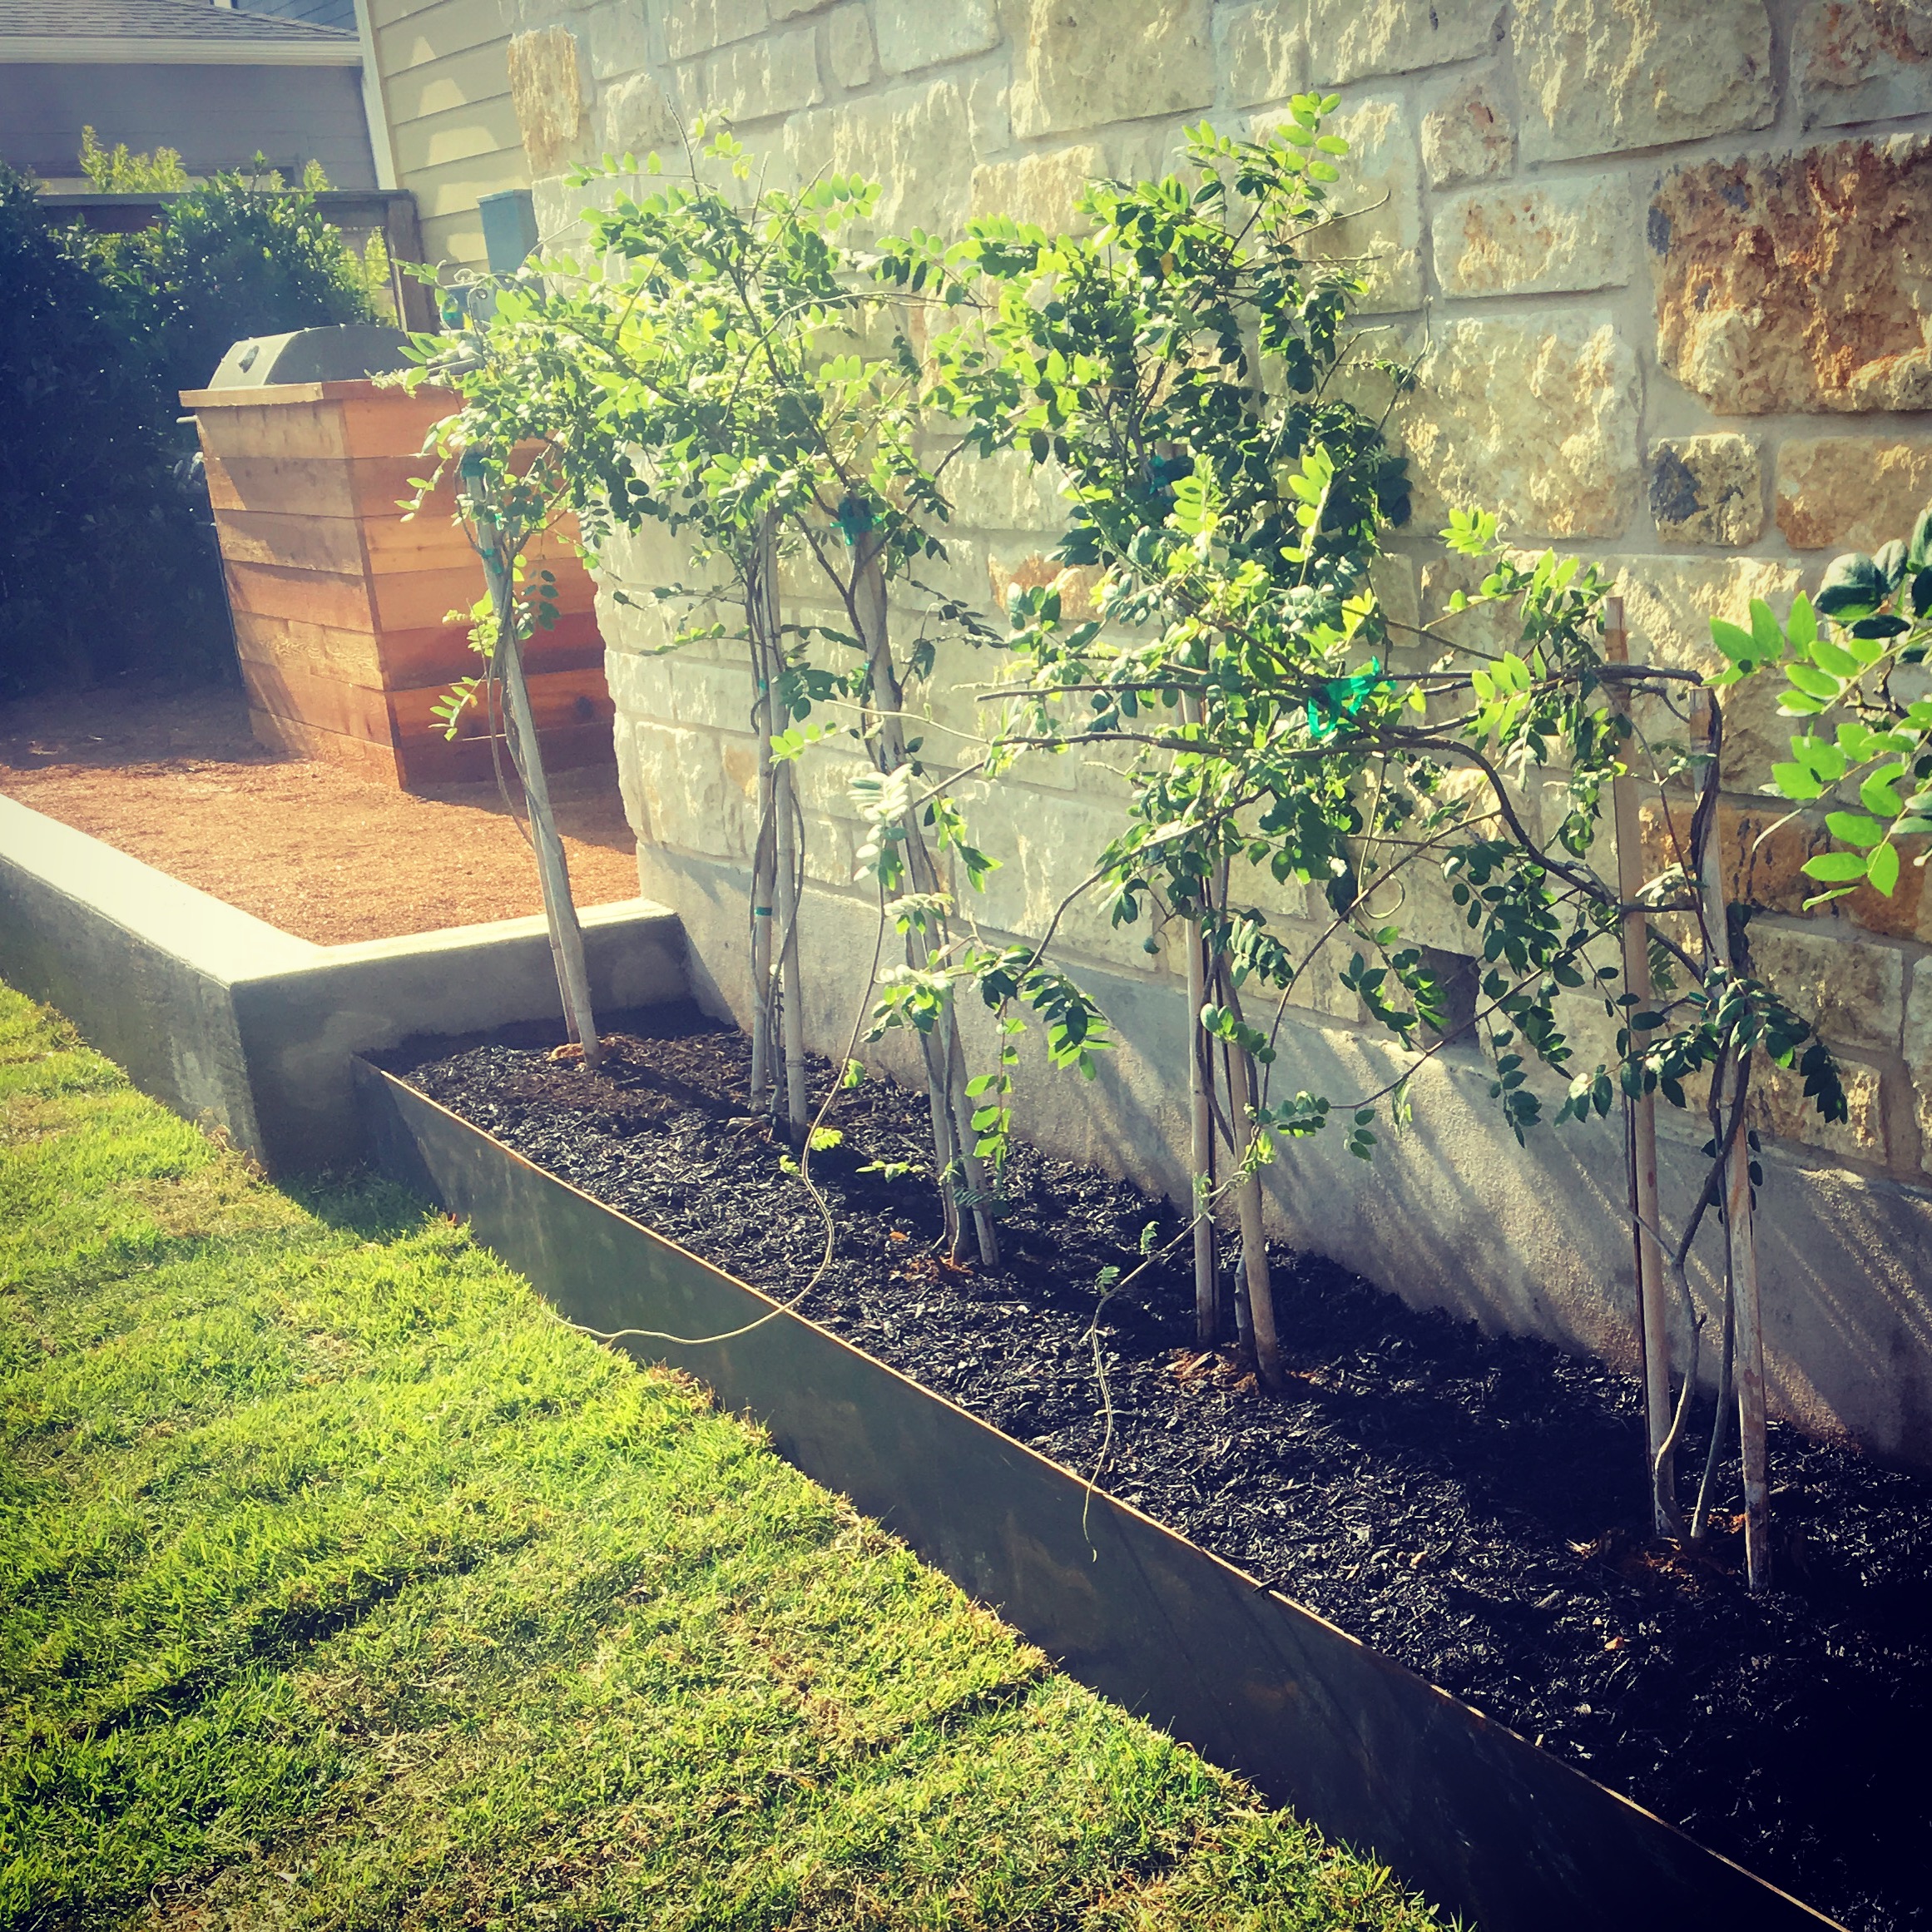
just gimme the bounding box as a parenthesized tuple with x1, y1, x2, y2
(0, 983, 1446, 1930)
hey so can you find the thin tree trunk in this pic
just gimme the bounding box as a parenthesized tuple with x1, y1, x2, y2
(1697, 698, 1771, 1592)
(463, 463, 600, 1070)
(854, 535, 998, 1266)
(746, 526, 780, 1115)
(1606, 596, 1679, 1536)
(1213, 949, 1282, 1391)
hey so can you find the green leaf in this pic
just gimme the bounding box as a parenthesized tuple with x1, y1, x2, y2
(1785, 661, 1843, 701)
(1865, 840, 1901, 898)
(1815, 551, 1885, 620)
(1771, 760, 1823, 800)
(1825, 809, 1887, 848)
(1802, 850, 1870, 882)
(1809, 636, 1863, 679)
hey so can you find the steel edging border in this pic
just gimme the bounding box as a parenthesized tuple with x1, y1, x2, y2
(354, 1058, 1841, 1932)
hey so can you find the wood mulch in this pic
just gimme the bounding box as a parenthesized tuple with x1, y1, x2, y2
(0, 678, 641, 945)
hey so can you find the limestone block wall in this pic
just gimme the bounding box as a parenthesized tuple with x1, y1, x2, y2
(498, 0, 1932, 1464)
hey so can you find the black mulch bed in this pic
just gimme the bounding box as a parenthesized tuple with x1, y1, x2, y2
(392, 1011, 1932, 1932)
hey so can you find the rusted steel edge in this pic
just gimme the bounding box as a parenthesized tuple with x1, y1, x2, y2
(352, 1058, 1842, 1932)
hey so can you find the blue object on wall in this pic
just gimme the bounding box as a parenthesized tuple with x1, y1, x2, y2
(478, 188, 539, 274)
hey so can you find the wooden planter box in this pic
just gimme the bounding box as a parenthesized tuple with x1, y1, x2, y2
(354, 1058, 1841, 1932)
(182, 379, 612, 790)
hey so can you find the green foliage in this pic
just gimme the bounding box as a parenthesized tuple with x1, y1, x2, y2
(1717, 519, 1932, 908)
(0, 983, 1443, 1931)
(80, 160, 380, 409)
(879, 111, 1841, 1157)
(0, 163, 226, 694)
(78, 123, 190, 192)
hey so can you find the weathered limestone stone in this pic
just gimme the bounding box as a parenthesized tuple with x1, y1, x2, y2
(1796, 0, 1932, 130)
(827, 2, 876, 87)
(785, 81, 972, 238)
(1749, 922, 1906, 1053)
(684, 26, 822, 123)
(629, 722, 749, 859)
(1906, 957, 1932, 1172)
(875, 0, 1000, 76)
(1307, 0, 1501, 85)
(1401, 318, 1641, 539)
(1752, 1056, 1890, 1167)
(669, 661, 757, 733)
(1775, 438, 1932, 551)
(1649, 434, 1764, 547)
(968, 67, 1010, 157)
(1598, 555, 1805, 778)
(987, 552, 1102, 622)
(1513, 0, 1774, 164)
(583, 4, 651, 83)
(1433, 178, 1632, 298)
(1010, 0, 1213, 139)
(507, 27, 592, 175)
(969, 144, 1105, 232)
(945, 447, 1068, 533)
(1419, 69, 1513, 187)
(602, 645, 674, 722)
(1222, 0, 1306, 110)
(664, 0, 767, 64)
(1295, 98, 1422, 315)
(770, 0, 830, 17)
(602, 71, 676, 160)
(1652, 136, 1932, 415)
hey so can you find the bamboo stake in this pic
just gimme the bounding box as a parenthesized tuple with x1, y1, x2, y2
(1696, 702, 1771, 1592)
(1605, 597, 1679, 1537)
(461, 460, 601, 1071)
(1179, 697, 1219, 1345)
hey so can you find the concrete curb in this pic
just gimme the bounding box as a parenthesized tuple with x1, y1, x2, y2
(0, 795, 687, 1172)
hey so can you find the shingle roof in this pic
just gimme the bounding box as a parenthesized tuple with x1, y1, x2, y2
(0, 0, 355, 44)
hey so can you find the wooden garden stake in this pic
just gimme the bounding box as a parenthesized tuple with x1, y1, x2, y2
(1696, 706, 1771, 1592)
(1606, 597, 1680, 1537)
(1179, 693, 1220, 1345)
(1214, 952, 1283, 1391)
(460, 458, 601, 1071)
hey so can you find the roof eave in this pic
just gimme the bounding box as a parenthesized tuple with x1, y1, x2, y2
(0, 35, 362, 64)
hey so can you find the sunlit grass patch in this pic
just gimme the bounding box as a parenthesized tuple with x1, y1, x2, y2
(0, 984, 1444, 1931)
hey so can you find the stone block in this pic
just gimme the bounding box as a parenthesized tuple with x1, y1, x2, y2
(1650, 435, 1764, 548)
(583, 4, 651, 83)
(1597, 555, 1804, 778)
(944, 446, 1068, 533)
(664, 0, 767, 64)
(1775, 437, 1932, 552)
(631, 721, 749, 859)
(875, 0, 1001, 76)
(1419, 69, 1513, 188)
(1401, 316, 1642, 540)
(671, 660, 757, 733)
(601, 71, 677, 160)
(1906, 955, 1932, 1172)
(1751, 1054, 1890, 1167)
(1652, 136, 1932, 415)
(1513, 0, 1773, 164)
(827, 2, 876, 87)
(1294, 97, 1422, 315)
(1010, 0, 1213, 139)
(1434, 178, 1632, 299)
(1222, 1, 1306, 110)
(987, 552, 1102, 622)
(969, 143, 1105, 233)
(603, 646, 676, 721)
(1307, 0, 1502, 85)
(1749, 920, 1905, 1054)
(968, 67, 1011, 159)
(1795, 0, 1932, 131)
(685, 24, 823, 124)
(785, 81, 974, 238)
(507, 27, 592, 176)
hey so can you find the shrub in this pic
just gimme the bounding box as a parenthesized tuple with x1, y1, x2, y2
(0, 164, 226, 695)
(81, 160, 384, 410)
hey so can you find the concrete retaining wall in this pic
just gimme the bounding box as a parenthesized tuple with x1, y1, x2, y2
(0, 794, 687, 1172)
